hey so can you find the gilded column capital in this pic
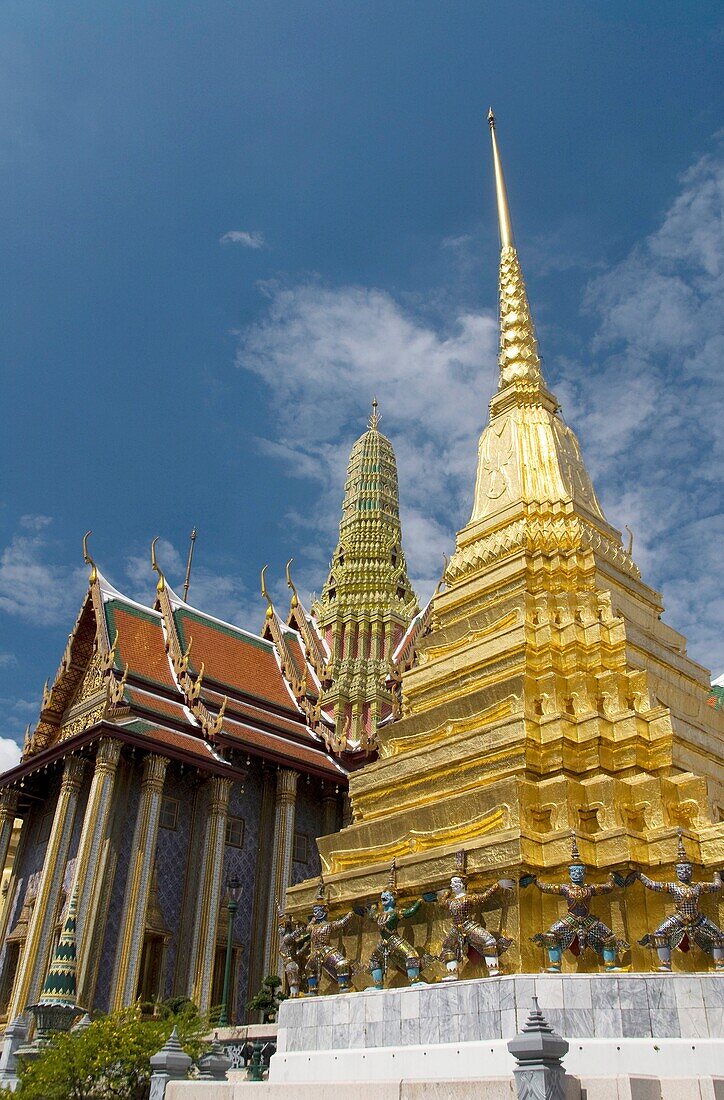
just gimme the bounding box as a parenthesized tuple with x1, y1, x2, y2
(95, 737, 122, 772)
(0, 788, 20, 817)
(61, 755, 87, 792)
(140, 753, 169, 793)
(275, 768, 299, 806)
(208, 775, 232, 816)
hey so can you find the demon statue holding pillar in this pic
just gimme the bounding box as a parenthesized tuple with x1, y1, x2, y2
(638, 830, 724, 972)
(428, 849, 514, 981)
(525, 834, 628, 972)
(304, 877, 355, 994)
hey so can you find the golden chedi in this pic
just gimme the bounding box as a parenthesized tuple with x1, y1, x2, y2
(285, 112, 724, 978)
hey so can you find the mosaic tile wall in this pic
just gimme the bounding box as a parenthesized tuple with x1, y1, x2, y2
(290, 778, 325, 887)
(155, 763, 196, 999)
(223, 764, 263, 1014)
(0, 775, 61, 979)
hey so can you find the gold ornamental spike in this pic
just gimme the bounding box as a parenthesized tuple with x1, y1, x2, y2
(285, 558, 299, 609)
(260, 565, 274, 621)
(369, 396, 380, 431)
(150, 537, 165, 593)
(82, 530, 97, 584)
(488, 108, 514, 249)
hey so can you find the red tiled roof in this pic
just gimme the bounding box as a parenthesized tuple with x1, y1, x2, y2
(174, 608, 298, 712)
(220, 717, 343, 779)
(105, 602, 176, 690)
(125, 687, 190, 724)
(203, 688, 307, 738)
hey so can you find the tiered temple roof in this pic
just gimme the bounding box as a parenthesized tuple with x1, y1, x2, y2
(5, 547, 346, 809)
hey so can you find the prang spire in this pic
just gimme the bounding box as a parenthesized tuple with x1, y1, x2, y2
(487, 109, 542, 391)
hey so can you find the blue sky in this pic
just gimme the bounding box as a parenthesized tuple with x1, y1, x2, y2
(1, 1, 723, 767)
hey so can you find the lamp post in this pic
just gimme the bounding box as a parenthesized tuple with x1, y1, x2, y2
(219, 875, 242, 1027)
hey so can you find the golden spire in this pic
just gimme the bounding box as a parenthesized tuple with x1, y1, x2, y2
(487, 109, 542, 391)
(368, 396, 380, 431)
(488, 109, 513, 249)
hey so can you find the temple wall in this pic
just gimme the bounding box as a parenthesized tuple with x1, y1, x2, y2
(291, 781, 324, 887)
(223, 765, 263, 1014)
(156, 764, 196, 999)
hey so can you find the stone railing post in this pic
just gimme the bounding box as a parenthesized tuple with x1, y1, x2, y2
(507, 996, 569, 1100)
(149, 1027, 192, 1100)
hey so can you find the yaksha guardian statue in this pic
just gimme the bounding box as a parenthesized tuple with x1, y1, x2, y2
(525, 834, 628, 972)
(304, 878, 354, 995)
(637, 829, 724, 972)
(428, 850, 514, 981)
(359, 859, 425, 989)
(277, 904, 309, 998)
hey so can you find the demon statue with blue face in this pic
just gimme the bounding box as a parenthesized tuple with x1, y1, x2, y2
(359, 859, 425, 989)
(637, 830, 724, 972)
(303, 877, 354, 995)
(525, 834, 628, 972)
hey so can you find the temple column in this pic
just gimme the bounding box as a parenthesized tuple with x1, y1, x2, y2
(0, 790, 19, 882)
(72, 738, 122, 1004)
(187, 776, 232, 1014)
(0, 790, 23, 966)
(321, 789, 338, 837)
(110, 754, 168, 1010)
(7, 756, 86, 1018)
(262, 769, 299, 977)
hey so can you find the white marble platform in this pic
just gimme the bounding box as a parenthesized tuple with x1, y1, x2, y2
(270, 973, 724, 1083)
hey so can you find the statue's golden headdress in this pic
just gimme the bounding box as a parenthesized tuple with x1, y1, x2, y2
(676, 828, 692, 866)
(453, 849, 468, 884)
(569, 831, 586, 869)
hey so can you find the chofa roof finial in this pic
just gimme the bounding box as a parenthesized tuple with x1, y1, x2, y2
(150, 536, 165, 593)
(82, 530, 97, 584)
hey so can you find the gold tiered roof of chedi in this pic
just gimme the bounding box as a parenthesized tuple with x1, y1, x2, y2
(286, 112, 724, 975)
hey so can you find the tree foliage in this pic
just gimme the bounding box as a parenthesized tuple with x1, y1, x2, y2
(0, 1005, 206, 1100)
(246, 973, 286, 1022)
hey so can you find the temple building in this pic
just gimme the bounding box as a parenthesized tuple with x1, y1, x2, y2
(0, 413, 417, 1029)
(286, 113, 724, 977)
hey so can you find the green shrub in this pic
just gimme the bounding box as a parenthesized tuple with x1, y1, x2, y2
(6, 1005, 205, 1100)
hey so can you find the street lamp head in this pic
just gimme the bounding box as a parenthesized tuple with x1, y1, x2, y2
(226, 875, 242, 904)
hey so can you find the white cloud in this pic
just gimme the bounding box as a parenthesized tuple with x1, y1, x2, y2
(0, 520, 86, 626)
(0, 737, 21, 775)
(220, 230, 266, 249)
(560, 140, 724, 673)
(0, 696, 38, 758)
(0, 653, 17, 669)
